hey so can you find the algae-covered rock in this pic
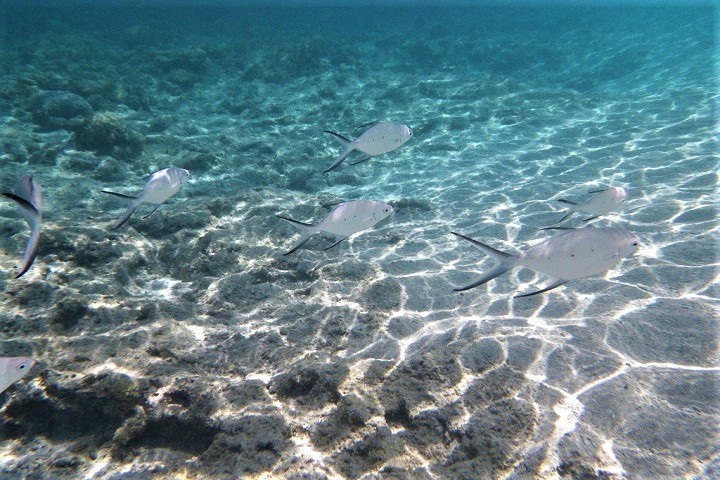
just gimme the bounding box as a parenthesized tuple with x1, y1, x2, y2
(72, 113, 143, 159)
(29, 90, 93, 131)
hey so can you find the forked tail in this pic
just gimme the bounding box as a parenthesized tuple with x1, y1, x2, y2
(548, 199, 578, 225)
(1, 193, 42, 278)
(277, 215, 317, 255)
(102, 191, 139, 230)
(323, 131, 354, 172)
(451, 232, 518, 291)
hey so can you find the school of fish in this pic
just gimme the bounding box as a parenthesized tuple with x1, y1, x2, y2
(0, 120, 638, 394)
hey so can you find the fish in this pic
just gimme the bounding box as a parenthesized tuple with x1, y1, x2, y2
(277, 200, 394, 255)
(550, 186, 629, 225)
(2, 174, 43, 278)
(323, 122, 413, 172)
(0, 357, 34, 394)
(451, 227, 640, 297)
(102, 166, 190, 230)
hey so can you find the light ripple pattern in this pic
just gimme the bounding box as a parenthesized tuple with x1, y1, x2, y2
(0, 3, 717, 480)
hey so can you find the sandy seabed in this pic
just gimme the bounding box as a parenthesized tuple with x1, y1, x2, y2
(0, 4, 718, 479)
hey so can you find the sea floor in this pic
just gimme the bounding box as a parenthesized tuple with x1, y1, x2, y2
(0, 4, 718, 479)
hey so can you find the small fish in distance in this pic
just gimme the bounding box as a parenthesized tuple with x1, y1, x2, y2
(102, 166, 190, 230)
(0, 357, 34, 394)
(323, 122, 413, 173)
(549, 186, 629, 225)
(2, 174, 43, 278)
(277, 200, 394, 255)
(451, 227, 640, 297)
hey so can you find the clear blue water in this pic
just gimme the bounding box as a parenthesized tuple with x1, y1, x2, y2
(0, 2, 717, 479)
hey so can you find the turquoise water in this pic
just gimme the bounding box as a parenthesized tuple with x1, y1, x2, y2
(0, 2, 718, 479)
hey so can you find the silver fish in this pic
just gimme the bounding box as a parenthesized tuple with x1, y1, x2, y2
(102, 166, 190, 230)
(323, 122, 413, 172)
(2, 174, 43, 278)
(0, 357, 33, 394)
(550, 186, 629, 225)
(452, 227, 640, 297)
(277, 200, 394, 255)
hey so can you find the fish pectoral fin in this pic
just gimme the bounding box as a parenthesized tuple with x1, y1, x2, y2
(588, 188, 608, 194)
(581, 215, 599, 222)
(142, 204, 162, 219)
(349, 154, 372, 166)
(324, 236, 348, 251)
(557, 199, 579, 206)
(514, 280, 568, 298)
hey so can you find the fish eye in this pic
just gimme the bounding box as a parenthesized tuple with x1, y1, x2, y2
(18, 364, 26, 370)
(632, 242, 638, 247)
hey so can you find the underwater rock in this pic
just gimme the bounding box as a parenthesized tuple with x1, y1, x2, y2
(199, 415, 290, 476)
(462, 365, 526, 410)
(1, 370, 146, 450)
(28, 90, 93, 131)
(380, 353, 462, 419)
(213, 272, 283, 311)
(42, 228, 123, 269)
(310, 394, 373, 449)
(360, 278, 403, 311)
(51, 297, 88, 332)
(460, 339, 504, 374)
(437, 399, 536, 479)
(72, 113, 143, 160)
(331, 426, 404, 479)
(269, 361, 348, 409)
(398, 405, 461, 455)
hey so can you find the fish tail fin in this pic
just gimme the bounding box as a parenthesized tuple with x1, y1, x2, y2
(323, 131, 355, 172)
(549, 199, 579, 225)
(2, 193, 40, 222)
(110, 204, 139, 230)
(103, 190, 140, 230)
(451, 232, 518, 292)
(277, 215, 317, 255)
(323, 147, 354, 173)
(323, 130, 351, 146)
(101, 190, 138, 200)
(2, 193, 42, 278)
(547, 211, 575, 226)
(16, 222, 40, 278)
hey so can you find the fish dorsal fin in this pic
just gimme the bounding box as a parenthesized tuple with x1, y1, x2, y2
(588, 188, 608, 194)
(359, 121, 380, 129)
